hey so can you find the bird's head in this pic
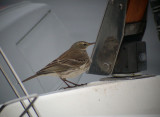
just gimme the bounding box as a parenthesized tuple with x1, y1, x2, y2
(71, 41, 95, 50)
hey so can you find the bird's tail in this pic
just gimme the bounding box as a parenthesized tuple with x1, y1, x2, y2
(22, 74, 38, 83)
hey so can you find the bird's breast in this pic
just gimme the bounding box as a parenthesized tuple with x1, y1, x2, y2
(60, 61, 90, 79)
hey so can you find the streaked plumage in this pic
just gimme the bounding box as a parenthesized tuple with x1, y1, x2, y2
(22, 41, 95, 88)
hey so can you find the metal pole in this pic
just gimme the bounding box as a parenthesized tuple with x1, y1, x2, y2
(0, 48, 40, 116)
(0, 94, 38, 116)
(0, 65, 32, 116)
(20, 95, 38, 117)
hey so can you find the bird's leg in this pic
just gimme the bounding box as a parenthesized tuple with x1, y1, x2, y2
(59, 77, 86, 89)
(59, 78, 72, 88)
(64, 79, 87, 86)
(64, 79, 81, 86)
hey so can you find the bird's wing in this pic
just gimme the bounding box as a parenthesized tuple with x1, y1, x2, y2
(37, 49, 88, 75)
(37, 58, 87, 75)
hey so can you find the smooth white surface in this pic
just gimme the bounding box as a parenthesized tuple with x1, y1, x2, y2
(1, 76, 160, 117)
(36, 76, 160, 116)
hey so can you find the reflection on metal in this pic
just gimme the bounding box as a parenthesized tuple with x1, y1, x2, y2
(0, 48, 40, 116)
(88, 0, 128, 75)
(96, 37, 119, 74)
(124, 21, 146, 36)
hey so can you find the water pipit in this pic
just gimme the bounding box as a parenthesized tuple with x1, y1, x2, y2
(22, 41, 95, 88)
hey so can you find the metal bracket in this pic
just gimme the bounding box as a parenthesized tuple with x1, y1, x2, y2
(0, 94, 38, 117)
(88, 0, 128, 75)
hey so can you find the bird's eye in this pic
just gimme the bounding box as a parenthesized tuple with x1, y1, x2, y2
(83, 43, 87, 46)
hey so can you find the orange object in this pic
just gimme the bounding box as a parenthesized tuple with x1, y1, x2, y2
(126, 0, 148, 23)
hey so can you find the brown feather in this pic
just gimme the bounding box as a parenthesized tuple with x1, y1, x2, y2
(22, 41, 94, 83)
(22, 74, 39, 82)
(37, 49, 89, 74)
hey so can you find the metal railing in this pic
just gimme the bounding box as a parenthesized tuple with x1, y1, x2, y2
(0, 94, 38, 117)
(0, 47, 40, 117)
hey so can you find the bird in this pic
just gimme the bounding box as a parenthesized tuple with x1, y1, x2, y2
(22, 41, 95, 88)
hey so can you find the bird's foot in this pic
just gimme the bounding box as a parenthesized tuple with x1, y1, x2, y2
(60, 83, 87, 89)
(59, 78, 87, 89)
(74, 83, 87, 86)
(63, 85, 76, 89)
(60, 85, 76, 89)
(64, 79, 87, 86)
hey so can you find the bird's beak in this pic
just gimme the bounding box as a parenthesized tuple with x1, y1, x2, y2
(88, 42, 96, 45)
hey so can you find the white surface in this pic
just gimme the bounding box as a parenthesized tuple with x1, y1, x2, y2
(1, 75, 160, 116)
